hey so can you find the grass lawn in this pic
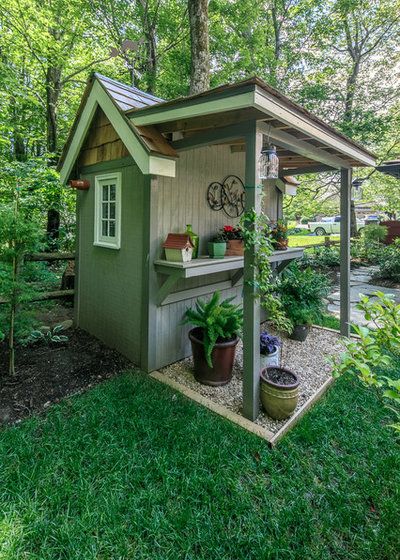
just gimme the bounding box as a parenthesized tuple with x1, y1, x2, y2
(289, 234, 340, 247)
(1, 371, 399, 560)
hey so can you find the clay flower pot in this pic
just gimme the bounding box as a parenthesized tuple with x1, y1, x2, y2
(225, 239, 244, 256)
(260, 367, 299, 420)
(275, 239, 288, 251)
(189, 327, 238, 386)
(69, 179, 90, 190)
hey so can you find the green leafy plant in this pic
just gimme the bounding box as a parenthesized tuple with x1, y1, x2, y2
(269, 219, 288, 245)
(300, 246, 340, 269)
(362, 224, 388, 244)
(375, 239, 400, 283)
(331, 292, 400, 431)
(28, 323, 71, 345)
(240, 209, 292, 333)
(0, 189, 44, 375)
(183, 292, 243, 367)
(277, 262, 331, 328)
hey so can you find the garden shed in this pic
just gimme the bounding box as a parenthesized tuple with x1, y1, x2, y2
(58, 73, 376, 420)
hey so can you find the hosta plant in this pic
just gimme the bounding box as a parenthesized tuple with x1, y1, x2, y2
(28, 321, 72, 345)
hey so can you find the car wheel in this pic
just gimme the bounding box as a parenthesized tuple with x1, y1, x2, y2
(315, 227, 326, 236)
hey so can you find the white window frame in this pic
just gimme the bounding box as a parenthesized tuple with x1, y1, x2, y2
(94, 172, 122, 249)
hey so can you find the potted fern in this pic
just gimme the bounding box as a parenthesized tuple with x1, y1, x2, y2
(183, 292, 242, 386)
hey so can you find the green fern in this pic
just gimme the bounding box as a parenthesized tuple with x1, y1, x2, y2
(183, 292, 243, 367)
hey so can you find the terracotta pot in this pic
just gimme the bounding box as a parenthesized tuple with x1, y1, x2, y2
(189, 327, 238, 386)
(225, 239, 244, 256)
(289, 324, 310, 342)
(69, 179, 90, 190)
(260, 367, 299, 420)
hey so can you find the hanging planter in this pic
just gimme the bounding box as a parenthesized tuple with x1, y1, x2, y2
(69, 179, 90, 190)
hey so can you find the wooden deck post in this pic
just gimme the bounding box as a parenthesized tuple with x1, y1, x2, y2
(340, 168, 352, 337)
(243, 125, 263, 421)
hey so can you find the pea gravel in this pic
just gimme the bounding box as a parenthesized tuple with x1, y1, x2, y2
(160, 326, 345, 434)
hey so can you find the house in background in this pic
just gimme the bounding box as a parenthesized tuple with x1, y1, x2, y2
(58, 73, 375, 420)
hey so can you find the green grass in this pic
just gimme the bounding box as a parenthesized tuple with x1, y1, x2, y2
(1, 371, 399, 559)
(289, 234, 340, 247)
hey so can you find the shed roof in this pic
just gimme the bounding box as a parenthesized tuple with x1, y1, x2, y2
(59, 73, 376, 184)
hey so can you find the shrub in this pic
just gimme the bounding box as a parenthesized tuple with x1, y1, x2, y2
(331, 292, 400, 432)
(375, 239, 400, 282)
(183, 292, 243, 367)
(300, 246, 340, 269)
(277, 262, 331, 328)
(362, 224, 388, 244)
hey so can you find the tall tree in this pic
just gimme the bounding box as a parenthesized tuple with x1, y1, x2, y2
(188, 0, 210, 94)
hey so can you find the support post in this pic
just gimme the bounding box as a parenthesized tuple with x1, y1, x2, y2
(242, 125, 263, 421)
(340, 168, 352, 337)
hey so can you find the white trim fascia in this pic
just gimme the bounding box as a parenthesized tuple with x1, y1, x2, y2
(254, 88, 375, 168)
(130, 91, 255, 127)
(60, 81, 176, 182)
(148, 156, 176, 177)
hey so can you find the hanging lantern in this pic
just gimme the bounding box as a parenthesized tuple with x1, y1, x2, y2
(259, 144, 279, 180)
(351, 178, 364, 201)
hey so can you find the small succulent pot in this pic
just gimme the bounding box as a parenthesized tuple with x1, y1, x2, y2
(260, 367, 299, 420)
(225, 239, 244, 256)
(208, 241, 226, 259)
(189, 327, 238, 386)
(289, 324, 310, 342)
(260, 345, 280, 370)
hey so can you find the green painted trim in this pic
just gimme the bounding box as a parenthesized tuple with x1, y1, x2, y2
(79, 157, 135, 175)
(127, 84, 256, 118)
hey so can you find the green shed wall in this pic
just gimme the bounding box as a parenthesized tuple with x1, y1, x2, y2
(75, 158, 144, 363)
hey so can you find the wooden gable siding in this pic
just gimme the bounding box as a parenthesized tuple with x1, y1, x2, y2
(78, 107, 130, 167)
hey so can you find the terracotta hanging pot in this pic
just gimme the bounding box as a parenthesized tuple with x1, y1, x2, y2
(69, 179, 90, 190)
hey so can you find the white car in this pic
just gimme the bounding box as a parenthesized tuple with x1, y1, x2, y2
(308, 216, 365, 236)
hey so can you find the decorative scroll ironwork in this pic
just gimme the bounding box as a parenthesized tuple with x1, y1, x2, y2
(207, 175, 245, 218)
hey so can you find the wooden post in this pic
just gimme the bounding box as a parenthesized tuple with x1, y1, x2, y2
(340, 168, 352, 337)
(242, 125, 263, 421)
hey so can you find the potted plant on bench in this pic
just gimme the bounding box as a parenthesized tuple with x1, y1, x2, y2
(277, 262, 330, 341)
(269, 219, 289, 251)
(221, 225, 244, 256)
(208, 232, 227, 259)
(183, 292, 242, 386)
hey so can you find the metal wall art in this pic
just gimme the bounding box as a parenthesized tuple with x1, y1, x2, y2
(207, 175, 245, 218)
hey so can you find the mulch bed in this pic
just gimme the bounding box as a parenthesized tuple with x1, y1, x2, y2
(0, 329, 132, 426)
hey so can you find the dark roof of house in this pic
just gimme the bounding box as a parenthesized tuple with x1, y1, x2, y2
(376, 159, 400, 179)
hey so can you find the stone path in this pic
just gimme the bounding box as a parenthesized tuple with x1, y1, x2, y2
(327, 265, 400, 326)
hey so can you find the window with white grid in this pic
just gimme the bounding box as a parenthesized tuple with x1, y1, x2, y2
(94, 172, 121, 249)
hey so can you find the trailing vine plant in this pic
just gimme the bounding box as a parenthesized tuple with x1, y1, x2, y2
(240, 209, 292, 334)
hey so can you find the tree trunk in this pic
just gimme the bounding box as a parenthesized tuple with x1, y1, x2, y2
(45, 64, 62, 246)
(188, 0, 210, 95)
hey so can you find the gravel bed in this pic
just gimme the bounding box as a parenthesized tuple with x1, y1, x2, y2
(160, 326, 344, 434)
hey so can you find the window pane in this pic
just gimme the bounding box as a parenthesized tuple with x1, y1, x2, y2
(109, 202, 115, 219)
(109, 184, 116, 201)
(102, 184, 109, 201)
(109, 220, 116, 237)
(102, 220, 108, 236)
(102, 203, 109, 219)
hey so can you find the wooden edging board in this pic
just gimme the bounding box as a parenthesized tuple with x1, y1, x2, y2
(149, 370, 335, 446)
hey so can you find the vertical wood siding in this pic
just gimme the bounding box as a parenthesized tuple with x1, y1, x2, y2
(76, 161, 144, 363)
(152, 144, 279, 369)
